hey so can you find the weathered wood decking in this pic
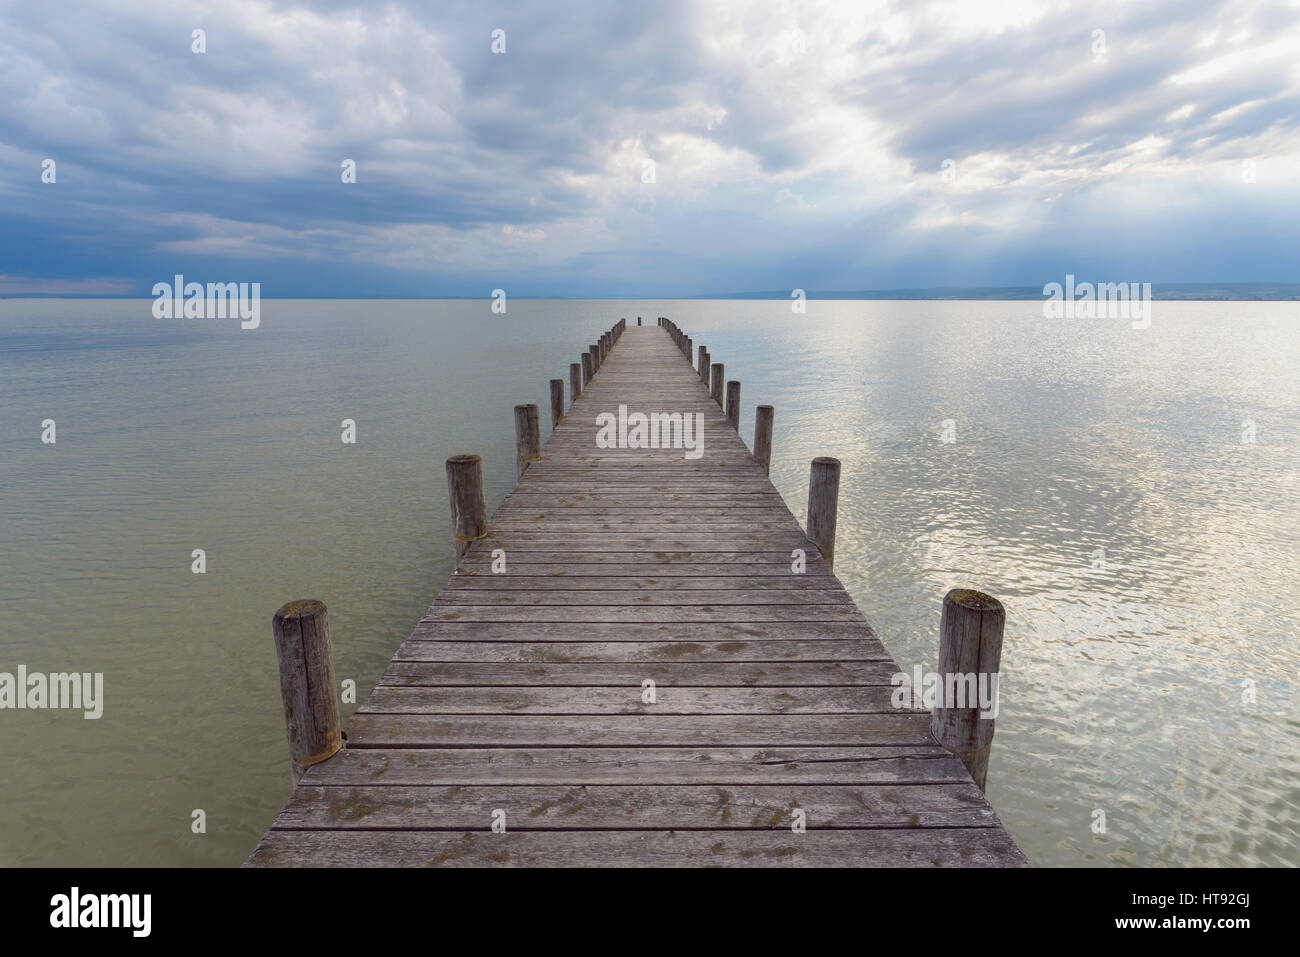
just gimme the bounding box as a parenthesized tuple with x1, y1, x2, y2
(245, 324, 1028, 867)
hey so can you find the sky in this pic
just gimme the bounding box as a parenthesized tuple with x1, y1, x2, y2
(1, 0, 1298, 297)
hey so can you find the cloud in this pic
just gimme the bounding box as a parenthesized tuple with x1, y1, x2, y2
(0, 0, 1297, 295)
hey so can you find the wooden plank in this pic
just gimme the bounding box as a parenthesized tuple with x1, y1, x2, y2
(513, 479, 779, 488)
(469, 536, 819, 550)
(273, 783, 999, 829)
(378, 661, 900, 685)
(299, 748, 972, 785)
(421, 605, 867, 623)
(432, 589, 855, 606)
(405, 619, 877, 641)
(393, 639, 888, 662)
(450, 562, 831, 577)
(245, 828, 1029, 867)
(358, 686, 912, 714)
(454, 553, 830, 566)
(439, 575, 846, 590)
(297, 746, 969, 786)
(498, 494, 790, 505)
(493, 507, 798, 516)
(490, 521, 808, 531)
(341, 713, 936, 747)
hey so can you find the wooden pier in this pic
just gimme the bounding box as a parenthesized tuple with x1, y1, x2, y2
(246, 319, 1028, 867)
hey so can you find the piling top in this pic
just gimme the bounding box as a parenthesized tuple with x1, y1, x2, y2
(274, 598, 325, 622)
(447, 453, 481, 466)
(811, 456, 840, 467)
(945, 588, 1004, 613)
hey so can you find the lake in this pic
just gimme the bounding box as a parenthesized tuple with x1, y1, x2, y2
(0, 298, 1296, 866)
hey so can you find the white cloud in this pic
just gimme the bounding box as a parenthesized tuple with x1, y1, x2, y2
(0, 0, 1298, 290)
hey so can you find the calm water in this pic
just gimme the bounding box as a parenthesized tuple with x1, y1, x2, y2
(1, 299, 1296, 867)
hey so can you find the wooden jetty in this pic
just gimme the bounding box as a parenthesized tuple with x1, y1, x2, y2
(246, 318, 1028, 867)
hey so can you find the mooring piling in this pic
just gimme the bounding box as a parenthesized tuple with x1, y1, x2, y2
(271, 599, 342, 785)
(725, 380, 741, 431)
(445, 453, 487, 561)
(931, 589, 1006, 792)
(754, 404, 774, 475)
(550, 379, 565, 431)
(514, 403, 541, 478)
(807, 456, 841, 570)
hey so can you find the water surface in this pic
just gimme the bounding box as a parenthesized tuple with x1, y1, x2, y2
(0, 299, 1296, 866)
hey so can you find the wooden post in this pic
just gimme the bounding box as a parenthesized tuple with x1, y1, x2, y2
(754, 405, 774, 475)
(931, 589, 1006, 792)
(550, 378, 565, 431)
(514, 403, 541, 478)
(725, 380, 741, 430)
(807, 456, 840, 569)
(710, 363, 724, 407)
(581, 352, 593, 387)
(685, 335, 692, 361)
(446, 453, 487, 561)
(637, 317, 642, 326)
(570, 361, 582, 399)
(698, 346, 709, 380)
(272, 599, 342, 784)
(590, 344, 600, 373)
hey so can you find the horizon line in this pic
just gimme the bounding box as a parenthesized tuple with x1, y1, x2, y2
(4, 279, 1300, 303)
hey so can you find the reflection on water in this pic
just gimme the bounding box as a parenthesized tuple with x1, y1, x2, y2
(0, 299, 1296, 866)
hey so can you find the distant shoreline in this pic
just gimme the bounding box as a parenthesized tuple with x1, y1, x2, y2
(3, 283, 1300, 302)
